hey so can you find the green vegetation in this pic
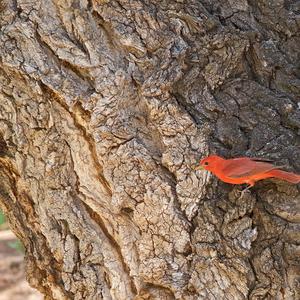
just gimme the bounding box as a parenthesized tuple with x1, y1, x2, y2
(0, 209, 24, 253)
(8, 239, 25, 253)
(0, 209, 6, 230)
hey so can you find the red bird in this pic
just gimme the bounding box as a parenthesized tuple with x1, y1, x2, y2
(196, 155, 300, 189)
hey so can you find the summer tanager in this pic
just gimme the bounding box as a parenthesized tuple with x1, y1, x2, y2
(196, 155, 300, 188)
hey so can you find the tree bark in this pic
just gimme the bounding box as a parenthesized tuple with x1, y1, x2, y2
(0, 0, 299, 299)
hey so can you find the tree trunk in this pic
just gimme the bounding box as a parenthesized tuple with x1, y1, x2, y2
(0, 0, 299, 299)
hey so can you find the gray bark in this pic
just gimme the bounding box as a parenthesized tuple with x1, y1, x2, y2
(0, 0, 299, 299)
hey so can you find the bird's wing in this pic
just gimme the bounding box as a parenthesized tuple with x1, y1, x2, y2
(221, 158, 278, 178)
(250, 157, 274, 163)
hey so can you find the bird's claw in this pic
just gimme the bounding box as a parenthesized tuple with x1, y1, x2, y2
(237, 186, 252, 199)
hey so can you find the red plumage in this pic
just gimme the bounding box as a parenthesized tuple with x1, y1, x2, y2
(197, 155, 300, 187)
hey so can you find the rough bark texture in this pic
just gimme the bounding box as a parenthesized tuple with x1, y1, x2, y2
(0, 0, 300, 299)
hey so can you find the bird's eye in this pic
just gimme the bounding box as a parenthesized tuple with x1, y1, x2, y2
(204, 162, 209, 166)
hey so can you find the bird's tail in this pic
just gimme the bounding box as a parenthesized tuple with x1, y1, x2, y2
(268, 169, 300, 184)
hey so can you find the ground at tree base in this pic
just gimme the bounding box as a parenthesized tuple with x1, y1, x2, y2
(0, 230, 42, 300)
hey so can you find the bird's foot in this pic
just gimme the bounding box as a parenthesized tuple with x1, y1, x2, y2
(238, 185, 253, 199)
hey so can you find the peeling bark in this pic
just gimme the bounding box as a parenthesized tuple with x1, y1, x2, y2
(0, 0, 299, 299)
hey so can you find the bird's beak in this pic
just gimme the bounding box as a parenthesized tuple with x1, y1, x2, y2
(193, 165, 204, 170)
